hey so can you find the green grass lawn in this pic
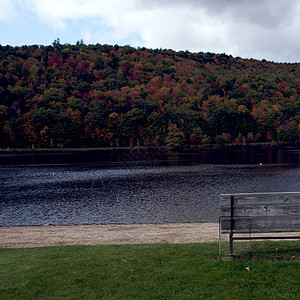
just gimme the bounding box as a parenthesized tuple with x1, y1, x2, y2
(0, 241, 299, 299)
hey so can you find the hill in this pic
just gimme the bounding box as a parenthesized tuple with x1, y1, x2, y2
(0, 42, 299, 148)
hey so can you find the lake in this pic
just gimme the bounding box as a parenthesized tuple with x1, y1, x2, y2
(0, 147, 299, 226)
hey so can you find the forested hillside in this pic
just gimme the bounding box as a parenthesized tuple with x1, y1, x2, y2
(0, 42, 299, 148)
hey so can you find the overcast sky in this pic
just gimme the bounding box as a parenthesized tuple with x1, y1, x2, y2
(1, 0, 300, 62)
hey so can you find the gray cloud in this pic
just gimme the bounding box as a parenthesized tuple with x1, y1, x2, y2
(138, 0, 298, 28)
(135, 0, 300, 62)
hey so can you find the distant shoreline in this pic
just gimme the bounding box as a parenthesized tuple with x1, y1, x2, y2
(0, 143, 298, 154)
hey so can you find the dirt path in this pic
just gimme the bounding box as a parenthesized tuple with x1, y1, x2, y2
(0, 223, 219, 248)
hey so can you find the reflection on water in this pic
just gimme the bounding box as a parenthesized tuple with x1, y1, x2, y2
(0, 148, 299, 226)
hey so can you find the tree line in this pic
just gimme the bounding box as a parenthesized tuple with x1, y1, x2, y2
(0, 42, 299, 148)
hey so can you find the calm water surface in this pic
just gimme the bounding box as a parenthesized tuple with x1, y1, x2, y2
(0, 148, 299, 226)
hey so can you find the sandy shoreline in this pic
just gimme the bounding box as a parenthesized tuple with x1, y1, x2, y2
(0, 223, 220, 248)
(1, 223, 299, 249)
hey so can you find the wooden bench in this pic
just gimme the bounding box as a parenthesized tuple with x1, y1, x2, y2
(219, 192, 300, 258)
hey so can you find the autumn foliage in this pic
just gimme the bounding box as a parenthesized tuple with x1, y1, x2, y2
(0, 43, 299, 148)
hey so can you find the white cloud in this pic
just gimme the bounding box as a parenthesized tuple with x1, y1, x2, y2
(21, 0, 136, 29)
(4, 0, 300, 62)
(0, 0, 17, 22)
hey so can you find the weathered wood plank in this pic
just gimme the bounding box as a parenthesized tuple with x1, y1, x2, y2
(220, 192, 300, 206)
(220, 192, 300, 234)
(221, 216, 300, 233)
(221, 204, 300, 217)
(233, 236, 300, 240)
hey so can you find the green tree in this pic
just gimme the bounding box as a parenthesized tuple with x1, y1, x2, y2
(165, 123, 184, 149)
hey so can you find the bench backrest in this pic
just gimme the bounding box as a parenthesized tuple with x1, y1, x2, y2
(220, 192, 300, 234)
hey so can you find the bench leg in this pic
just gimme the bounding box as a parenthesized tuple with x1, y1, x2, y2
(229, 195, 234, 257)
(219, 218, 222, 262)
(229, 233, 234, 257)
